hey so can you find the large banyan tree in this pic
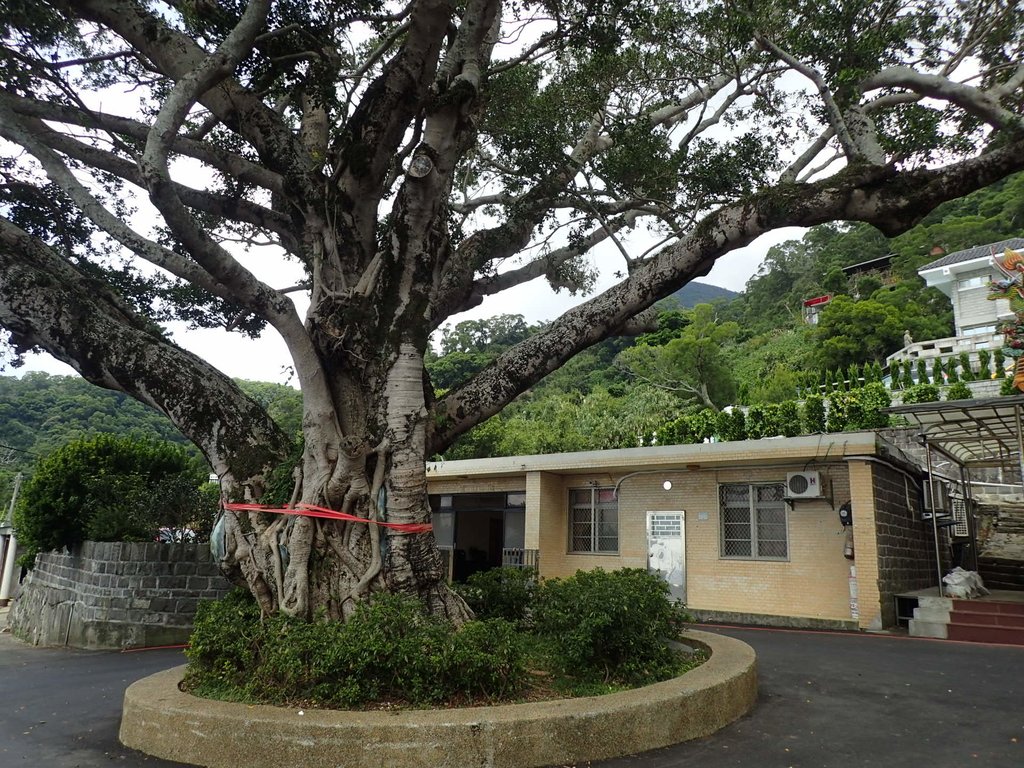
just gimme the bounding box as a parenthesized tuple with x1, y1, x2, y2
(1, 0, 1022, 620)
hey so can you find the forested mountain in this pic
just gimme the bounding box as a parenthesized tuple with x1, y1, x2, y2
(2, 173, 1021, 478)
(668, 281, 738, 308)
(0, 374, 301, 508)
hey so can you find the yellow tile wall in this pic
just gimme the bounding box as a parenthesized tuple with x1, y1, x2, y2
(537, 466, 858, 623)
(429, 460, 879, 625)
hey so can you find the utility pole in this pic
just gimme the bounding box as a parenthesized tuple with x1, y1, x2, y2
(0, 472, 23, 607)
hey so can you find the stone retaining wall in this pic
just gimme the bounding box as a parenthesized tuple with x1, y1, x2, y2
(10, 540, 229, 650)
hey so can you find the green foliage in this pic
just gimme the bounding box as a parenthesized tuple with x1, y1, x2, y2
(777, 401, 801, 437)
(185, 591, 528, 707)
(945, 381, 973, 401)
(850, 383, 892, 429)
(802, 394, 826, 433)
(959, 352, 974, 382)
(453, 567, 537, 628)
(1000, 374, 1018, 396)
(618, 304, 738, 410)
(745, 404, 781, 439)
(534, 569, 689, 685)
(13, 434, 208, 565)
(902, 383, 941, 404)
(945, 356, 959, 383)
(978, 349, 992, 379)
(815, 296, 903, 370)
(916, 359, 930, 385)
(715, 408, 746, 442)
(995, 349, 1006, 376)
(689, 408, 718, 442)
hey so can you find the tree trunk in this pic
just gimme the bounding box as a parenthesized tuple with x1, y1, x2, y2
(219, 339, 470, 623)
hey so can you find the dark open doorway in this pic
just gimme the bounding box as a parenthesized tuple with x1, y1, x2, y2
(429, 491, 526, 582)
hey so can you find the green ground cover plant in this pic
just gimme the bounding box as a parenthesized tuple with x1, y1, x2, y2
(184, 568, 704, 709)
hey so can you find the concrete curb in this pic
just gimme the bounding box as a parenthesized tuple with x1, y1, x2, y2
(120, 630, 757, 768)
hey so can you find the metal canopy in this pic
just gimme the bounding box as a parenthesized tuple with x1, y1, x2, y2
(887, 395, 1024, 472)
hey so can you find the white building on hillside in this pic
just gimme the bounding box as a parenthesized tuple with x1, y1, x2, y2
(887, 237, 1024, 370)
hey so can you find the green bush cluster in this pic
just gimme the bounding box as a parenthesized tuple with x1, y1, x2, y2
(534, 568, 690, 684)
(658, 382, 891, 446)
(454, 566, 538, 627)
(901, 382, 940, 404)
(185, 591, 527, 707)
(186, 568, 694, 707)
(14, 434, 212, 566)
(944, 381, 973, 401)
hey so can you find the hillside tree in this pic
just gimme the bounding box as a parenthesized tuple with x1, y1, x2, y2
(1, 0, 1023, 620)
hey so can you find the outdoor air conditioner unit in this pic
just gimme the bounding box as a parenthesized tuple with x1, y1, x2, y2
(922, 479, 950, 513)
(786, 471, 824, 499)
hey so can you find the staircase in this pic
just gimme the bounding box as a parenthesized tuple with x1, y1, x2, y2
(908, 594, 1024, 646)
(947, 599, 1024, 646)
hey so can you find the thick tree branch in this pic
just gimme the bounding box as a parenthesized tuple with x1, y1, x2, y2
(2, 94, 284, 194)
(0, 217, 290, 485)
(429, 139, 1024, 452)
(68, 0, 313, 189)
(10, 111, 299, 252)
(860, 66, 1024, 130)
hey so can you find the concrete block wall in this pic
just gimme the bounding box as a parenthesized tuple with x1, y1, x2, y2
(9, 540, 230, 650)
(870, 463, 943, 627)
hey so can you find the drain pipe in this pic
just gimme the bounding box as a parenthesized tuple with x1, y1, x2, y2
(923, 437, 944, 597)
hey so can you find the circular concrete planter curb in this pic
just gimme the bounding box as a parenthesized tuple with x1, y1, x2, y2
(120, 630, 756, 768)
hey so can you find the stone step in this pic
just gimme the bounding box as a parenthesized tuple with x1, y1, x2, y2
(949, 610, 1024, 628)
(951, 598, 1024, 617)
(946, 623, 1024, 646)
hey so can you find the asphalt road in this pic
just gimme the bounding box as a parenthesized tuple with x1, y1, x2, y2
(1, 625, 1022, 768)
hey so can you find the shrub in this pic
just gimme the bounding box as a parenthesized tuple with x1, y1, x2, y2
(454, 567, 537, 626)
(746, 404, 781, 439)
(534, 568, 689, 684)
(978, 349, 991, 379)
(853, 382, 891, 429)
(715, 408, 746, 442)
(826, 391, 857, 432)
(945, 356, 959, 383)
(690, 408, 718, 442)
(901, 382, 941, 404)
(916, 359, 929, 384)
(802, 394, 825, 433)
(1001, 372, 1019, 395)
(14, 434, 208, 566)
(184, 591, 527, 707)
(959, 351, 973, 381)
(777, 400, 801, 437)
(945, 381, 973, 401)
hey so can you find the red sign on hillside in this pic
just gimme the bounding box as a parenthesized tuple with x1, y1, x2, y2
(803, 294, 832, 308)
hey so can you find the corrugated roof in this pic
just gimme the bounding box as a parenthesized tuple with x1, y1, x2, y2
(919, 238, 1024, 271)
(887, 395, 1024, 469)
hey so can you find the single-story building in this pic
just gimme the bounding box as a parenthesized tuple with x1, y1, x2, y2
(427, 431, 947, 631)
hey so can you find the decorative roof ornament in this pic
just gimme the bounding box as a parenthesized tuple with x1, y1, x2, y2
(989, 249, 1024, 392)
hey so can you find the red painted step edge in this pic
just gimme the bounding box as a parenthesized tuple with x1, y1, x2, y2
(951, 599, 1024, 616)
(946, 623, 1024, 646)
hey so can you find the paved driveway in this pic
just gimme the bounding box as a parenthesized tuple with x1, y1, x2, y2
(1, 626, 1021, 768)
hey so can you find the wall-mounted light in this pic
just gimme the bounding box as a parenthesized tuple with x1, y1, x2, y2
(663, 480, 673, 491)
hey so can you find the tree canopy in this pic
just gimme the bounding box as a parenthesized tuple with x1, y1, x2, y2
(1, 0, 1022, 621)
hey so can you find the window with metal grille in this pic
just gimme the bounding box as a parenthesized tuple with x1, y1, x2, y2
(569, 487, 618, 553)
(719, 483, 788, 560)
(950, 497, 970, 538)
